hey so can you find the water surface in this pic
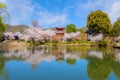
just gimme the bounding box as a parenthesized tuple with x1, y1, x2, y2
(0, 46, 120, 80)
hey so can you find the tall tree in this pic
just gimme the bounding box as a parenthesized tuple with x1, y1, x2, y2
(87, 10, 112, 37)
(0, 2, 9, 21)
(0, 2, 6, 12)
(0, 2, 8, 38)
(111, 18, 120, 37)
(66, 24, 77, 33)
(0, 16, 6, 34)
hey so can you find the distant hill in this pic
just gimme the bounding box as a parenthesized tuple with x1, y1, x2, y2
(5, 24, 29, 33)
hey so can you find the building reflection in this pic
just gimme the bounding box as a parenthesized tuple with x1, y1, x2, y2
(51, 46, 65, 62)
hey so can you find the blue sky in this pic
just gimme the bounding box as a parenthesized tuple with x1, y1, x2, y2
(0, 0, 120, 28)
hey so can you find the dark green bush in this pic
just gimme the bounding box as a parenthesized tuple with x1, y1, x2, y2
(98, 40, 107, 47)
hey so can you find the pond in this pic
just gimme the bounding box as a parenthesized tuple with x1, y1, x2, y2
(0, 46, 120, 80)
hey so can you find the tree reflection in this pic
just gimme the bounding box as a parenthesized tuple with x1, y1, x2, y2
(112, 62, 120, 78)
(87, 54, 115, 80)
(66, 58, 76, 65)
(0, 56, 5, 75)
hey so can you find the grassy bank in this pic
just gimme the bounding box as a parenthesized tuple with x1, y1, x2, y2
(0, 40, 113, 49)
(44, 40, 112, 47)
(45, 41, 97, 46)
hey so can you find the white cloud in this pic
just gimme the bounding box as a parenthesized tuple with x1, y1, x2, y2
(0, 0, 7, 3)
(83, 0, 102, 10)
(0, 0, 36, 25)
(1, 0, 120, 27)
(0, 0, 69, 27)
(38, 11, 68, 27)
(75, 0, 120, 23)
(107, 0, 120, 23)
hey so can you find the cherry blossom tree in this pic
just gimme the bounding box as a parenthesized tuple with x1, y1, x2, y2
(3, 27, 80, 42)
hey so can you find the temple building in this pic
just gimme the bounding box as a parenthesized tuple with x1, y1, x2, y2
(56, 27, 65, 35)
(52, 27, 65, 42)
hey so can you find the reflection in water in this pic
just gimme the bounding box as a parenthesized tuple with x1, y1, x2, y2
(88, 51, 103, 59)
(0, 46, 120, 80)
(0, 56, 9, 80)
(112, 62, 120, 78)
(3, 46, 82, 65)
(87, 54, 114, 80)
(66, 58, 76, 65)
(87, 48, 120, 80)
(114, 49, 120, 62)
(0, 57, 5, 75)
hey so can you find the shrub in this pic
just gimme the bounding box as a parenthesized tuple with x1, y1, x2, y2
(98, 40, 107, 47)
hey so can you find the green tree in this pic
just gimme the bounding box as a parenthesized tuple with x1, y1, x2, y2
(66, 24, 77, 33)
(0, 16, 6, 40)
(87, 10, 112, 37)
(0, 2, 8, 38)
(0, 2, 6, 8)
(79, 27, 87, 33)
(111, 18, 120, 37)
(0, 2, 9, 21)
(0, 16, 6, 34)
